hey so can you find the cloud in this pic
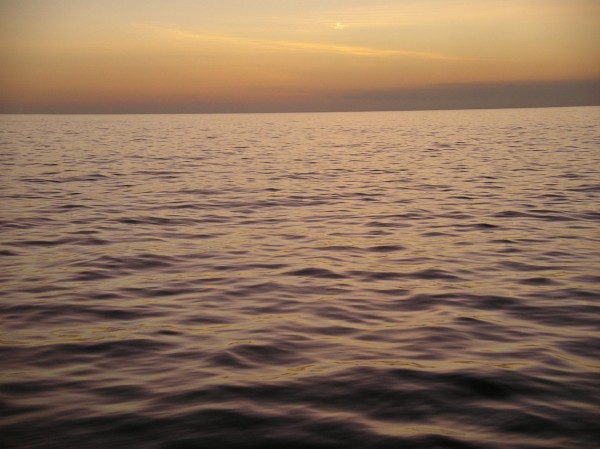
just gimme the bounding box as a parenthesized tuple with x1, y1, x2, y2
(136, 23, 471, 61)
(333, 22, 348, 30)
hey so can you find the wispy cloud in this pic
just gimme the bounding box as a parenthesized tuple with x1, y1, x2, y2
(136, 24, 472, 61)
(274, 41, 468, 60)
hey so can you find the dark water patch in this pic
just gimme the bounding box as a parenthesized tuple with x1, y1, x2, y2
(452, 317, 520, 343)
(74, 253, 181, 271)
(91, 384, 150, 401)
(421, 231, 455, 237)
(213, 342, 308, 368)
(399, 293, 522, 312)
(517, 277, 560, 286)
(557, 337, 600, 360)
(572, 274, 600, 283)
(177, 188, 222, 195)
(74, 237, 109, 246)
(401, 326, 473, 351)
(536, 192, 568, 199)
(62, 174, 110, 182)
(366, 245, 406, 252)
(315, 304, 371, 322)
(160, 232, 221, 240)
(45, 338, 173, 359)
(0, 249, 19, 256)
(115, 216, 200, 226)
(366, 229, 394, 236)
(245, 263, 289, 270)
(580, 211, 600, 220)
(408, 268, 463, 281)
(155, 329, 182, 336)
(150, 203, 203, 211)
(16, 283, 70, 294)
(366, 221, 411, 228)
(69, 270, 116, 281)
(183, 275, 228, 285)
(443, 372, 518, 400)
(227, 281, 287, 297)
(568, 184, 600, 192)
(285, 267, 346, 279)
(86, 291, 129, 300)
(0, 217, 56, 229)
(59, 203, 91, 210)
(88, 307, 156, 320)
(453, 195, 475, 200)
(493, 210, 535, 218)
(368, 288, 411, 296)
(182, 314, 234, 325)
(0, 379, 72, 396)
(1, 302, 159, 326)
(11, 237, 73, 247)
(497, 261, 562, 272)
(438, 212, 474, 220)
(541, 250, 571, 257)
(459, 223, 501, 230)
(352, 270, 405, 281)
(380, 211, 426, 220)
(133, 170, 185, 176)
(122, 286, 198, 298)
(310, 324, 359, 336)
(68, 229, 100, 235)
(1, 339, 174, 372)
(533, 288, 600, 300)
(195, 215, 231, 223)
(206, 351, 254, 369)
(507, 303, 600, 328)
(529, 213, 578, 222)
(21, 177, 64, 184)
(315, 245, 361, 252)
(211, 264, 240, 272)
(293, 284, 351, 297)
(352, 269, 462, 282)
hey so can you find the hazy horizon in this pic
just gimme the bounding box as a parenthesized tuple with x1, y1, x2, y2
(1, 0, 599, 114)
(2, 102, 599, 116)
(0, 82, 600, 115)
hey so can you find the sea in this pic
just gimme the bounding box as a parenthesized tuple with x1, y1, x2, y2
(1, 106, 599, 449)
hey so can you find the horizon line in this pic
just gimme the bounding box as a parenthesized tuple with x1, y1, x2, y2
(1, 104, 599, 116)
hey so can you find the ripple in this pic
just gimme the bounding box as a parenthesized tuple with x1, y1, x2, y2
(1, 108, 599, 449)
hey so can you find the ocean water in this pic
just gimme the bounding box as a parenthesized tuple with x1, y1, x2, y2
(0, 107, 599, 449)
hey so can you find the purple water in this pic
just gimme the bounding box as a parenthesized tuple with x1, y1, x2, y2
(1, 107, 599, 449)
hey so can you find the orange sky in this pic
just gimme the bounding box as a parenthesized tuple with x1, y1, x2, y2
(1, 0, 599, 112)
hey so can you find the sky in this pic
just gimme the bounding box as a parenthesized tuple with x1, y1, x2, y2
(1, 0, 599, 113)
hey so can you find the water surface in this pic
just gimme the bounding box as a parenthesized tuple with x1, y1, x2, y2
(1, 107, 599, 448)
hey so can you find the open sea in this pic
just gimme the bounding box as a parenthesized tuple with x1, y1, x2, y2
(0, 107, 599, 449)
